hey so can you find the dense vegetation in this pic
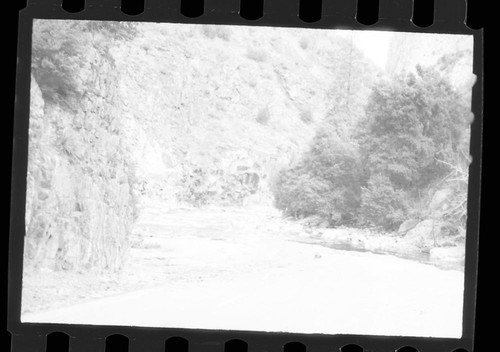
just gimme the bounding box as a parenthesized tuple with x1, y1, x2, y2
(274, 125, 362, 224)
(273, 63, 472, 232)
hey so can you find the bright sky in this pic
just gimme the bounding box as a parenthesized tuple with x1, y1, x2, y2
(348, 30, 394, 70)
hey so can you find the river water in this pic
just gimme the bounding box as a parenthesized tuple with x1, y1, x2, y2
(23, 202, 465, 338)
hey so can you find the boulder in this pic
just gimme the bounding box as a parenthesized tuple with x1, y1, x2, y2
(300, 215, 325, 227)
(404, 219, 453, 249)
(318, 221, 330, 229)
(397, 219, 420, 235)
(429, 188, 455, 212)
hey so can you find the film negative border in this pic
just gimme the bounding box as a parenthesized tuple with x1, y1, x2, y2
(8, 0, 484, 351)
(16, 0, 477, 31)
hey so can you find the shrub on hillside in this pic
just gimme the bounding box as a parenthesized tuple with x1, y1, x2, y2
(299, 109, 313, 124)
(216, 26, 232, 41)
(246, 47, 267, 62)
(202, 25, 217, 39)
(299, 37, 309, 50)
(202, 25, 232, 41)
(256, 106, 271, 125)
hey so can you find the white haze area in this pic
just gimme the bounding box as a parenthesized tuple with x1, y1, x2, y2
(339, 30, 394, 69)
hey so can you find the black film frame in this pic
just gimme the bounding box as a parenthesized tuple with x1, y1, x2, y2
(7, 0, 484, 351)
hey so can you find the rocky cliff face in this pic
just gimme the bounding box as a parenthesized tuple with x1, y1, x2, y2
(25, 20, 137, 272)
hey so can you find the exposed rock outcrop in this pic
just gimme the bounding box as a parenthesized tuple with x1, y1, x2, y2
(429, 188, 456, 212)
(397, 219, 420, 236)
(404, 219, 455, 250)
(25, 21, 138, 272)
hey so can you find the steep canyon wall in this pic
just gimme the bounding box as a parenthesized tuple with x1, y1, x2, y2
(25, 21, 137, 272)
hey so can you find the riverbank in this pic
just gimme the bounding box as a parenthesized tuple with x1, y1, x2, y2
(279, 220, 465, 271)
(133, 197, 466, 271)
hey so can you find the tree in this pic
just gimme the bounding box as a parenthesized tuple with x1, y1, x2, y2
(356, 66, 471, 229)
(359, 174, 409, 230)
(273, 124, 363, 225)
